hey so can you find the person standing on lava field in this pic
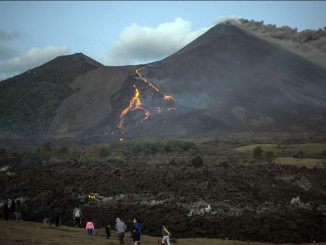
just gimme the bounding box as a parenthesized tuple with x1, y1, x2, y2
(52, 206, 61, 227)
(161, 224, 172, 245)
(73, 205, 82, 227)
(2, 201, 9, 221)
(115, 217, 127, 245)
(15, 199, 22, 223)
(85, 218, 95, 237)
(7, 198, 12, 219)
(133, 218, 142, 245)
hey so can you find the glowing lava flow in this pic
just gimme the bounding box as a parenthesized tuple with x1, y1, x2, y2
(118, 67, 175, 129)
(136, 67, 175, 101)
(118, 85, 150, 129)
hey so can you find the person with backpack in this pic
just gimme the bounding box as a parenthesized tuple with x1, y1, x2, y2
(115, 217, 127, 245)
(73, 205, 82, 227)
(162, 224, 172, 245)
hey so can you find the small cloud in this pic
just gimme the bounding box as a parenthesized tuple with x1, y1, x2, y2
(0, 30, 22, 41)
(107, 17, 209, 65)
(0, 45, 70, 80)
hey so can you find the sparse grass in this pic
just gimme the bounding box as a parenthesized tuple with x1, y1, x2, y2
(2, 220, 322, 245)
(274, 157, 326, 169)
(235, 143, 326, 155)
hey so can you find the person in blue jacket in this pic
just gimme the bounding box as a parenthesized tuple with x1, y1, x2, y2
(133, 218, 142, 245)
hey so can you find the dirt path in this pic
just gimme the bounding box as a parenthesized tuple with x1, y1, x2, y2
(1, 220, 325, 245)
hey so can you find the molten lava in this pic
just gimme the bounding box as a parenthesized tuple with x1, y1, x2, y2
(118, 85, 150, 129)
(118, 67, 175, 129)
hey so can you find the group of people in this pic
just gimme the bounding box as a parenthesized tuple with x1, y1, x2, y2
(2, 198, 22, 223)
(72, 205, 172, 245)
(2, 201, 172, 244)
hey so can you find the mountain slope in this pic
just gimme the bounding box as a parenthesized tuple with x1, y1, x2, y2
(0, 53, 103, 138)
(49, 23, 326, 139)
(1, 22, 326, 141)
(145, 23, 326, 132)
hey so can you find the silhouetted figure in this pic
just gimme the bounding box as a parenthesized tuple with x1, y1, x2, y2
(11, 198, 16, 219)
(105, 224, 111, 239)
(3, 201, 9, 221)
(15, 200, 22, 222)
(7, 199, 12, 219)
(52, 206, 61, 227)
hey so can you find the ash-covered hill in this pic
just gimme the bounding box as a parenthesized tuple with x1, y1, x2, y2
(50, 23, 326, 140)
(0, 53, 103, 139)
(1, 22, 326, 142)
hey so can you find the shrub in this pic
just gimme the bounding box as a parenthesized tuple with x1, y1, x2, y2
(293, 150, 305, 159)
(191, 156, 204, 168)
(253, 147, 264, 159)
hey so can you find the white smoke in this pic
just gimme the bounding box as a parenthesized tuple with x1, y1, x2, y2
(107, 17, 209, 65)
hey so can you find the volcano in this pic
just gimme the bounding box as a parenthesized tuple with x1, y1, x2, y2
(1, 22, 326, 142)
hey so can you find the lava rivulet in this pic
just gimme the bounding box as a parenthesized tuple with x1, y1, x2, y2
(118, 67, 175, 129)
(118, 85, 150, 129)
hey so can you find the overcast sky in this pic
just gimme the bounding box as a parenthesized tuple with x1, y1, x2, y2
(0, 1, 326, 80)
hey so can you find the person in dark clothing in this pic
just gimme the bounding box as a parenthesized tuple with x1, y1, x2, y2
(15, 199, 22, 222)
(133, 218, 142, 245)
(52, 206, 61, 227)
(3, 201, 9, 221)
(105, 224, 111, 239)
(11, 199, 16, 219)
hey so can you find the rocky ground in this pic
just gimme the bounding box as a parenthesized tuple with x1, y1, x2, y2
(1, 155, 326, 243)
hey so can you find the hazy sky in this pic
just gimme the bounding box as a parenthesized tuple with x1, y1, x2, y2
(0, 1, 326, 80)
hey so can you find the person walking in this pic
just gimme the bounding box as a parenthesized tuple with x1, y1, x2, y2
(86, 218, 95, 237)
(52, 206, 61, 227)
(15, 199, 22, 223)
(162, 224, 172, 245)
(73, 205, 82, 227)
(115, 217, 127, 245)
(133, 218, 142, 245)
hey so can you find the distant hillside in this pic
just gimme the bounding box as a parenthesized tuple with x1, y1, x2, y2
(0, 53, 103, 138)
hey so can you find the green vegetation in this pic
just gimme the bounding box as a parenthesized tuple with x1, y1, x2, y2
(253, 147, 264, 159)
(0, 54, 99, 136)
(235, 143, 326, 156)
(274, 157, 326, 169)
(10, 138, 198, 163)
(235, 143, 326, 168)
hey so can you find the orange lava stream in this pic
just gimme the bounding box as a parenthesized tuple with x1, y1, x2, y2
(118, 86, 150, 129)
(118, 67, 175, 129)
(136, 67, 175, 101)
